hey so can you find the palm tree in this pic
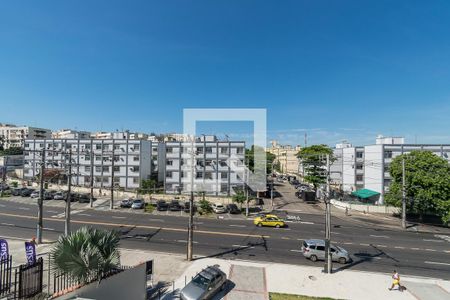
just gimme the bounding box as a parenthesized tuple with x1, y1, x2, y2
(51, 227, 121, 283)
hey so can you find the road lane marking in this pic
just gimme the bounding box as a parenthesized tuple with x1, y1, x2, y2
(43, 227, 55, 231)
(375, 245, 387, 248)
(1, 223, 15, 226)
(425, 249, 437, 252)
(47, 210, 59, 214)
(370, 235, 390, 238)
(290, 249, 302, 252)
(18, 207, 30, 211)
(112, 216, 126, 219)
(300, 221, 314, 225)
(0, 212, 270, 239)
(177, 240, 198, 244)
(444, 250, 450, 253)
(411, 248, 420, 250)
(423, 239, 444, 243)
(321, 230, 341, 235)
(229, 225, 246, 228)
(343, 242, 353, 245)
(425, 261, 450, 266)
(281, 237, 290, 240)
(78, 213, 91, 217)
(359, 243, 370, 246)
(232, 245, 255, 249)
(394, 246, 405, 249)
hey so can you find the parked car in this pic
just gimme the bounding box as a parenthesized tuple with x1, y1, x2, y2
(43, 191, 54, 200)
(20, 188, 34, 197)
(156, 200, 169, 211)
(183, 201, 196, 213)
(120, 198, 133, 208)
(64, 192, 79, 202)
(226, 204, 240, 214)
(30, 190, 40, 198)
(11, 188, 26, 196)
(0, 183, 9, 191)
(53, 191, 65, 200)
(301, 239, 351, 264)
(78, 193, 91, 203)
(179, 265, 227, 300)
(212, 203, 226, 214)
(169, 200, 182, 211)
(131, 199, 145, 209)
(253, 214, 285, 228)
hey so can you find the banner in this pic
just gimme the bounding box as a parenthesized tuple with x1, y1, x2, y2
(24, 241, 36, 264)
(0, 239, 8, 261)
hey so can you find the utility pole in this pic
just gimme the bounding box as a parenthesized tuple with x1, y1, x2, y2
(65, 150, 72, 236)
(402, 158, 406, 229)
(37, 149, 45, 244)
(89, 150, 94, 208)
(110, 150, 115, 210)
(324, 154, 332, 274)
(187, 143, 195, 261)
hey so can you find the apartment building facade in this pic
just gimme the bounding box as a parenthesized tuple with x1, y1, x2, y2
(23, 139, 153, 189)
(161, 136, 245, 195)
(0, 125, 51, 149)
(267, 140, 301, 174)
(52, 129, 91, 139)
(332, 136, 450, 204)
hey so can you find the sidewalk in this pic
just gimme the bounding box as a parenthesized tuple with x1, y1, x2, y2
(169, 258, 450, 300)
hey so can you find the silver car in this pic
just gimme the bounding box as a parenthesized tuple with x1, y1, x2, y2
(180, 265, 227, 300)
(301, 239, 351, 264)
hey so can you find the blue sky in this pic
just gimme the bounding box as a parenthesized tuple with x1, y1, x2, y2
(1, 1, 450, 147)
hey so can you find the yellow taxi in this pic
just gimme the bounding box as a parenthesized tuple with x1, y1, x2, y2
(253, 214, 285, 228)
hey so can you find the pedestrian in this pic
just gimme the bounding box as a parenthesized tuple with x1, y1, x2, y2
(388, 270, 405, 291)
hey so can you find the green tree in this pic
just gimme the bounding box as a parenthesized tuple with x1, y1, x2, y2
(198, 198, 213, 214)
(296, 145, 334, 189)
(138, 178, 157, 195)
(385, 151, 450, 224)
(232, 190, 246, 209)
(51, 227, 120, 283)
(245, 146, 276, 174)
(0, 147, 23, 156)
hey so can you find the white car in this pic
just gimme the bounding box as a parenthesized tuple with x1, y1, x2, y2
(30, 191, 40, 198)
(212, 203, 227, 214)
(53, 192, 65, 200)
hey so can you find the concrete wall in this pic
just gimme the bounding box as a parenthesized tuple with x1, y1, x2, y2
(342, 147, 356, 192)
(54, 263, 147, 300)
(331, 199, 399, 214)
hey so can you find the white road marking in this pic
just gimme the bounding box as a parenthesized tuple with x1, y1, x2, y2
(177, 240, 198, 244)
(411, 248, 420, 250)
(425, 249, 437, 252)
(394, 246, 405, 249)
(43, 227, 55, 231)
(18, 207, 30, 210)
(232, 244, 254, 249)
(375, 245, 387, 248)
(47, 210, 59, 214)
(1, 223, 15, 226)
(290, 249, 303, 252)
(300, 221, 314, 225)
(370, 235, 390, 238)
(343, 242, 353, 245)
(423, 239, 444, 243)
(360, 243, 370, 246)
(320, 230, 341, 235)
(112, 216, 126, 219)
(149, 219, 165, 222)
(77, 213, 91, 217)
(425, 261, 450, 266)
(229, 225, 246, 228)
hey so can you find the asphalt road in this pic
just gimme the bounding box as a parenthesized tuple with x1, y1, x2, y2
(0, 198, 449, 280)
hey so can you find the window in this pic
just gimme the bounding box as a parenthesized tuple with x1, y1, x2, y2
(114, 144, 120, 150)
(152, 147, 157, 152)
(113, 177, 120, 184)
(205, 172, 213, 179)
(356, 152, 363, 158)
(24, 151, 29, 156)
(85, 155, 90, 161)
(384, 150, 393, 159)
(113, 166, 120, 172)
(356, 164, 363, 170)
(24, 143, 29, 148)
(133, 177, 139, 184)
(114, 155, 120, 162)
(95, 177, 102, 183)
(95, 166, 102, 172)
(196, 172, 203, 179)
(132, 144, 140, 151)
(85, 166, 91, 172)
(102, 166, 109, 172)
(220, 147, 228, 154)
(131, 166, 139, 172)
(103, 177, 109, 183)
(166, 147, 173, 153)
(221, 172, 228, 179)
(95, 155, 101, 161)
(356, 175, 363, 182)
(103, 157, 109, 162)
(133, 156, 139, 162)
(316, 246, 325, 251)
(220, 160, 227, 167)
(95, 144, 101, 150)
(103, 144, 109, 150)
(85, 144, 91, 150)
(220, 183, 228, 192)
(166, 171, 173, 178)
(196, 147, 203, 154)
(205, 147, 212, 154)
(236, 147, 244, 154)
(39, 143, 44, 148)
(166, 160, 173, 166)
(84, 176, 91, 182)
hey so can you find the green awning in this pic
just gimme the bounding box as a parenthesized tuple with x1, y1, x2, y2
(351, 189, 380, 199)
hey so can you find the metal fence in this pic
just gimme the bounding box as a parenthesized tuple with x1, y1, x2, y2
(0, 255, 13, 296)
(15, 257, 44, 299)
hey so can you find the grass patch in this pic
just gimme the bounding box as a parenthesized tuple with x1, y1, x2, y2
(144, 203, 155, 213)
(269, 293, 337, 300)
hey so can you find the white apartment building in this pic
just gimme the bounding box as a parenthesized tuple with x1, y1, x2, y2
(333, 136, 450, 204)
(267, 141, 301, 174)
(23, 139, 153, 190)
(0, 125, 51, 149)
(161, 136, 246, 196)
(52, 129, 91, 139)
(330, 141, 352, 187)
